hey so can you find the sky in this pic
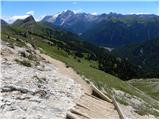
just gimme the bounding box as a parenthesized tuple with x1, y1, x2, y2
(1, 1, 159, 23)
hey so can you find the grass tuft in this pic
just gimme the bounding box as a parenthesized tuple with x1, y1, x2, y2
(15, 59, 32, 67)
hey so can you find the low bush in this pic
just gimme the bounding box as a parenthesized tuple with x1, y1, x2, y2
(15, 59, 32, 67)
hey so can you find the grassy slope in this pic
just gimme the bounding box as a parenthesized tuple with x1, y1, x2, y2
(1, 32, 159, 117)
(128, 79, 159, 100)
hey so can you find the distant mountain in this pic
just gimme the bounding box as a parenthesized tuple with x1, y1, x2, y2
(82, 14, 159, 47)
(42, 10, 98, 35)
(11, 15, 51, 35)
(41, 15, 57, 23)
(12, 15, 36, 28)
(42, 10, 159, 47)
(112, 38, 159, 78)
(1, 19, 8, 26)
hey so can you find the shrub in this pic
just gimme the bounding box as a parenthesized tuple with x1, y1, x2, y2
(31, 43, 36, 49)
(116, 97, 129, 106)
(66, 65, 70, 68)
(77, 59, 81, 63)
(16, 38, 20, 41)
(15, 59, 32, 67)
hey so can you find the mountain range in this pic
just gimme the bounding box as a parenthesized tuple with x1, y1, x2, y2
(41, 10, 159, 47)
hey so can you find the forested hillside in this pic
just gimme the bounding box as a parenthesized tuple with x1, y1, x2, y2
(112, 39, 159, 78)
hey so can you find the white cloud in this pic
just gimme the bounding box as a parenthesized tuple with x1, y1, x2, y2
(0, 16, 4, 19)
(5, 11, 35, 24)
(91, 12, 97, 15)
(26, 11, 34, 15)
(8, 15, 30, 23)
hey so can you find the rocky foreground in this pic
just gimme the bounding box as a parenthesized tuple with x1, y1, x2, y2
(0, 41, 83, 118)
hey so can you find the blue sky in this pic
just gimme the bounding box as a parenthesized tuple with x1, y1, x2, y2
(1, 1, 159, 23)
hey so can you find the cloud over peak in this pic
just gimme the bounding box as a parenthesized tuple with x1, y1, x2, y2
(26, 11, 34, 15)
(9, 15, 29, 23)
(4, 11, 35, 23)
(91, 12, 97, 15)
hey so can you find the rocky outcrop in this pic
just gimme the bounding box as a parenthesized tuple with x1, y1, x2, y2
(0, 41, 83, 118)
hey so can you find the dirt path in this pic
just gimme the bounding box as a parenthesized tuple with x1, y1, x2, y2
(40, 54, 92, 94)
(40, 53, 120, 119)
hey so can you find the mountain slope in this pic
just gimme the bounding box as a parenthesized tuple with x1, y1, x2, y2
(42, 11, 159, 47)
(44, 10, 97, 34)
(128, 78, 159, 100)
(1, 19, 8, 26)
(82, 17, 158, 47)
(112, 39, 159, 77)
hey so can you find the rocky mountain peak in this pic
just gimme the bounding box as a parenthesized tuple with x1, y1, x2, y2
(23, 15, 35, 23)
(62, 10, 75, 15)
(12, 15, 36, 27)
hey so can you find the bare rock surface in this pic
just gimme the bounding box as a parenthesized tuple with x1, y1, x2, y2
(39, 54, 92, 94)
(113, 89, 157, 119)
(0, 42, 83, 119)
(118, 104, 155, 119)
